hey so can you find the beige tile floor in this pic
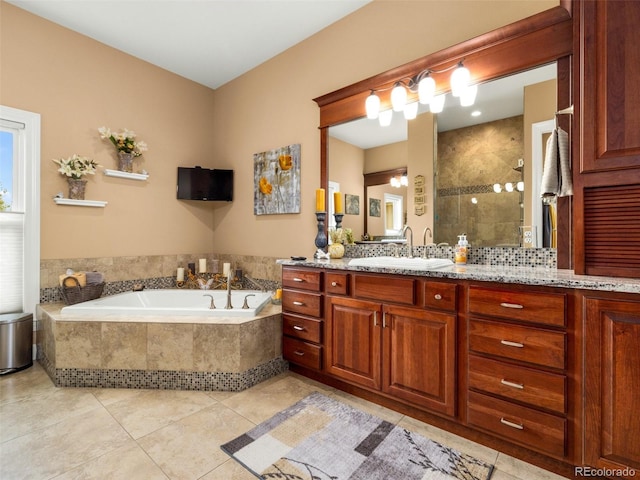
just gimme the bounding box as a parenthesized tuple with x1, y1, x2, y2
(0, 363, 568, 480)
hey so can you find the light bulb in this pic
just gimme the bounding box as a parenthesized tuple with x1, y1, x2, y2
(400, 174, 408, 186)
(403, 101, 418, 120)
(391, 83, 407, 112)
(517, 181, 525, 192)
(460, 84, 477, 106)
(378, 109, 393, 127)
(365, 92, 380, 119)
(418, 76, 436, 104)
(505, 182, 514, 192)
(471, 197, 478, 204)
(451, 63, 470, 97)
(390, 176, 400, 187)
(429, 94, 446, 113)
(493, 183, 502, 193)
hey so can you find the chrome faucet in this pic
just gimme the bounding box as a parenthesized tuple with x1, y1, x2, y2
(402, 225, 414, 258)
(225, 271, 233, 309)
(423, 227, 433, 245)
(203, 294, 215, 309)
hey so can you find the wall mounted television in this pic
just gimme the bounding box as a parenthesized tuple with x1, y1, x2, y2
(176, 167, 233, 201)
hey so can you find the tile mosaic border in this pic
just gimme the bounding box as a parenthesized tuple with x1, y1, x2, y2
(344, 244, 556, 268)
(38, 350, 288, 391)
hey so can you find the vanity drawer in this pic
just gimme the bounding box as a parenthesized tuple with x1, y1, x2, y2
(468, 286, 566, 327)
(423, 281, 457, 312)
(282, 290, 322, 318)
(354, 274, 415, 305)
(283, 314, 322, 344)
(467, 391, 566, 458)
(283, 337, 322, 370)
(469, 319, 566, 370)
(282, 268, 322, 292)
(326, 272, 350, 296)
(468, 355, 566, 414)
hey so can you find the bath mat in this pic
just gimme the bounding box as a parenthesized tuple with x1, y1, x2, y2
(221, 392, 494, 480)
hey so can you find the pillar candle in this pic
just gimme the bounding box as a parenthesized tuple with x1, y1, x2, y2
(199, 258, 207, 273)
(315, 188, 325, 212)
(223, 262, 231, 275)
(334, 192, 343, 214)
(176, 267, 185, 282)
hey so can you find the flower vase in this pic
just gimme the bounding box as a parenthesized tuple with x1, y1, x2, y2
(117, 151, 134, 173)
(328, 242, 345, 259)
(68, 178, 87, 200)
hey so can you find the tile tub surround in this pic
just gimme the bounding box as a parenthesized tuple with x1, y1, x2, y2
(40, 252, 284, 303)
(36, 302, 287, 391)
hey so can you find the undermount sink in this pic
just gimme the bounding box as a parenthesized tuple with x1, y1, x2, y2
(348, 256, 454, 270)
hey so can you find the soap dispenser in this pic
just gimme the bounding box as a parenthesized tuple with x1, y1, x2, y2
(455, 234, 468, 265)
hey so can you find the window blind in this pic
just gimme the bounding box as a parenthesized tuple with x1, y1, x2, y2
(0, 212, 24, 313)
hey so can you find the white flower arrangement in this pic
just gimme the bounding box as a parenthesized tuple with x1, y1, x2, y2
(98, 126, 148, 157)
(52, 154, 99, 179)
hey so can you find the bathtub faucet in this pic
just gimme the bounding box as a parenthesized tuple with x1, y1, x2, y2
(244, 275, 266, 292)
(203, 294, 215, 309)
(225, 271, 233, 309)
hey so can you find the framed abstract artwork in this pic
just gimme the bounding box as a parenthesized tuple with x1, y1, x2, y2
(345, 194, 360, 215)
(253, 144, 301, 215)
(369, 198, 381, 217)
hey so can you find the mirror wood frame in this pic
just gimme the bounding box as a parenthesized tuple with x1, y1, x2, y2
(314, 4, 574, 267)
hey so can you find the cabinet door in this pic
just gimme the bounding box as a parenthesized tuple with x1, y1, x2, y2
(585, 296, 640, 474)
(382, 305, 456, 417)
(325, 296, 381, 390)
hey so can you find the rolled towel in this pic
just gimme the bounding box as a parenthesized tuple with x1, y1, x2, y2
(59, 272, 87, 287)
(540, 128, 559, 197)
(85, 271, 105, 285)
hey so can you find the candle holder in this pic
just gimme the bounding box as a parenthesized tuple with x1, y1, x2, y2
(315, 211, 328, 251)
(334, 213, 344, 229)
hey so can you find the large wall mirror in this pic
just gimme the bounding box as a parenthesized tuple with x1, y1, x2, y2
(329, 63, 557, 248)
(315, 5, 573, 266)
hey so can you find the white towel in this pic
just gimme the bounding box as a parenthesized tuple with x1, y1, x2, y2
(540, 127, 573, 198)
(540, 129, 559, 197)
(557, 127, 572, 197)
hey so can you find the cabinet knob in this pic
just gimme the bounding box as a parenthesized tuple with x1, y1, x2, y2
(500, 417, 524, 430)
(331, 281, 338, 287)
(434, 294, 442, 300)
(500, 339, 524, 348)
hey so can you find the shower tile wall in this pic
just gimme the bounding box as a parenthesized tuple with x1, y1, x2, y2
(437, 115, 524, 247)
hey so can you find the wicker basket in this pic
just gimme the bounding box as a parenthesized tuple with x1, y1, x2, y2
(60, 276, 105, 305)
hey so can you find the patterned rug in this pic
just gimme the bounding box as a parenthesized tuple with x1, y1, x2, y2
(221, 392, 494, 480)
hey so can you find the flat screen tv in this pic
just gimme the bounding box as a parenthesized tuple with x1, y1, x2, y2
(176, 167, 233, 201)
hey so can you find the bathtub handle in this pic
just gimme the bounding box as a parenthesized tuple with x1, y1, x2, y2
(203, 294, 215, 309)
(242, 294, 256, 309)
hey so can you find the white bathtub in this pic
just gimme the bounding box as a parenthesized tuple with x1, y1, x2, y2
(60, 289, 272, 317)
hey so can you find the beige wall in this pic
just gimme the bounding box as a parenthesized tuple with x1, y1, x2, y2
(328, 137, 365, 239)
(1, 0, 557, 261)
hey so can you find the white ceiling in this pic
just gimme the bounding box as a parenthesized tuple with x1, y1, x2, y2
(330, 63, 557, 149)
(7, 0, 372, 89)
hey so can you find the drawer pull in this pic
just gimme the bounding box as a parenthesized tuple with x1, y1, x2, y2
(373, 311, 378, 327)
(294, 350, 305, 356)
(500, 302, 524, 309)
(293, 277, 304, 282)
(293, 301, 305, 306)
(500, 417, 524, 430)
(500, 379, 524, 389)
(331, 281, 338, 287)
(382, 311, 387, 328)
(434, 294, 442, 300)
(500, 339, 524, 348)
(293, 325, 305, 331)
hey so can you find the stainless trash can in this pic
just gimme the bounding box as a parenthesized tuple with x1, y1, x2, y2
(0, 312, 33, 374)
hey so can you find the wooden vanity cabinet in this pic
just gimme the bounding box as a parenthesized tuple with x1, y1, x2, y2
(466, 285, 570, 459)
(282, 268, 324, 371)
(324, 272, 457, 416)
(583, 292, 640, 477)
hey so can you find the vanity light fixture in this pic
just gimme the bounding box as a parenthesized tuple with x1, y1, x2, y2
(493, 182, 525, 193)
(365, 59, 475, 123)
(390, 174, 409, 188)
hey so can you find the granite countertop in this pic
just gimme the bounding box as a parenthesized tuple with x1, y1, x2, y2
(278, 258, 640, 294)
